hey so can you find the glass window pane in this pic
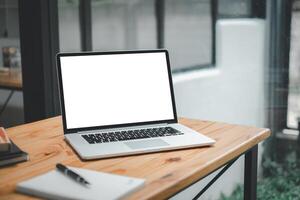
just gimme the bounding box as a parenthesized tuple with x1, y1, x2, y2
(92, 0, 156, 51)
(2, 0, 19, 38)
(218, 0, 251, 18)
(58, 0, 81, 52)
(287, 1, 300, 128)
(164, 0, 212, 70)
(0, 0, 21, 68)
(0, 0, 23, 128)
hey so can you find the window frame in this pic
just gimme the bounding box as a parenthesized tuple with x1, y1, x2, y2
(286, 0, 300, 130)
(78, 0, 218, 73)
(267, 0, 292, 134)
(77, 0, 266, 73)
(18, 0, 268, 122)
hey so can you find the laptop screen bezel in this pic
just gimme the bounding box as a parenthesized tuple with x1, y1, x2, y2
(56, 49, 178, 134)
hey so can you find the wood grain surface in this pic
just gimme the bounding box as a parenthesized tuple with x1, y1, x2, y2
(0, 116, 270, 200)
(0, 69, 22, 90)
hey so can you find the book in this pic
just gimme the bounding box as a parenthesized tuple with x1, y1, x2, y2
(16, 167, 145, 200)
(0, 141, 29, 167)
(0, 127, 11, 152)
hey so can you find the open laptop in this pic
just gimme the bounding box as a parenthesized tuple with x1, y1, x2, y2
(56, 50, 215, 160)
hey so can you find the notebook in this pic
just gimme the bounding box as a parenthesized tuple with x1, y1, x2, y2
(0, 127, 11, 152)
(16, 167, 145, 200)
(0, 141, 28, 167)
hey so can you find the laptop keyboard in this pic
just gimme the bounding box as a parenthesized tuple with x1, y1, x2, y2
(81, 127, 183, 144)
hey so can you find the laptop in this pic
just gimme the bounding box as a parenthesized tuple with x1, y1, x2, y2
(56, 50, 215, 160)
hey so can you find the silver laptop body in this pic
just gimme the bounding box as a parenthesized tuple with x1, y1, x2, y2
(56, 50, 215, 160)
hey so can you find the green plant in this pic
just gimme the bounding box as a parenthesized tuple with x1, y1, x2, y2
(219, 151, 300, 200)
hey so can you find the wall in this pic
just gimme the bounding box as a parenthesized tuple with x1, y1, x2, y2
(171, 19, 266, 199)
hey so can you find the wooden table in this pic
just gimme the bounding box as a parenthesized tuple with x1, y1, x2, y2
(0, 68, 22, 90)
(0, 116, 270, 200)
(0, 68, 22, 116)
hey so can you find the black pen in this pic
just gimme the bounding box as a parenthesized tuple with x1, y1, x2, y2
(56, 163, 90, 187)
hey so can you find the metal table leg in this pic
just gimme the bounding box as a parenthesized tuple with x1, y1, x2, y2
(0, 90, 14, 117)
(244, 145, 258, 200)
(172, 145, 258, 200)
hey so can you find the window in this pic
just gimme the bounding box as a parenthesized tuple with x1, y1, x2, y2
(218, 0, 251, 18)
(58, 0, 264, 71)
(0, 0, 19, 38)
(58, 0, 216, 72)
(164, 0, 213, 70)
(0, 0, 21, 68)
(0, 0, 23, 127)
(287, 0, 300, 128)
(58, 0, 81, 52)
(91, 0, 156, 51)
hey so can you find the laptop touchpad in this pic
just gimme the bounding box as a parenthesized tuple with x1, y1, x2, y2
(125, 139, 169, 149)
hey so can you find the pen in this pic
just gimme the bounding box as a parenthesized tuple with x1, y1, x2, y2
(56, 163, 90, 187)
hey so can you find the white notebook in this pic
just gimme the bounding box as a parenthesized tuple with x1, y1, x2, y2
(16, 167, 145, 200)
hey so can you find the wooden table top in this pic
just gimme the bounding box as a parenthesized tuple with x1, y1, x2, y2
(0, 68, 22, 90)
(0, 116, 270, 200)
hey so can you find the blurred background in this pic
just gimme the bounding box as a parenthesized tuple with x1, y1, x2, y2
(0, 0, 300, 199)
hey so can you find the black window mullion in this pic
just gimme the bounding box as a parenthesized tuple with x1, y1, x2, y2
(155, 0, 165, 49)
(211, 0, 218, 65)
(79, 0, 92, 51)
(251, 0, 266, 18)
(267, 0, 292, 132)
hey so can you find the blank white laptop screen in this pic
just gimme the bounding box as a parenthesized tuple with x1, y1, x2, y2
(59, 52, 175, 129)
